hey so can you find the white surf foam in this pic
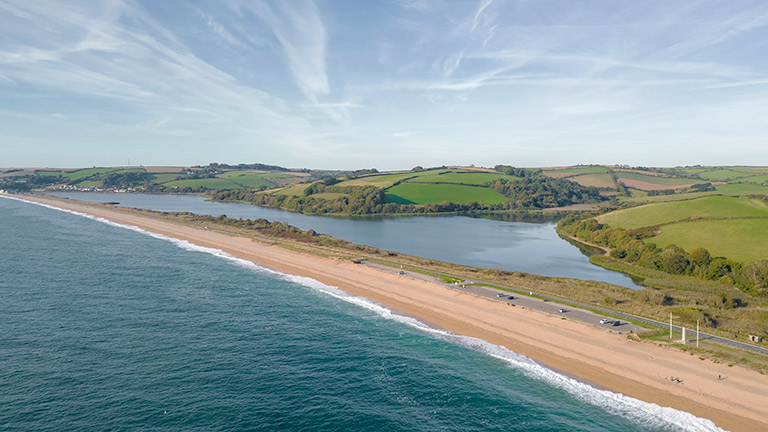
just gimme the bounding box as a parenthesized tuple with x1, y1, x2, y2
(4, 194, 729, 432)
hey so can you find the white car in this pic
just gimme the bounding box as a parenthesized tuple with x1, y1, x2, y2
(600, 318, 612, 324)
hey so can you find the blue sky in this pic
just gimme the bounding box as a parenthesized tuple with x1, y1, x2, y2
(1, 0, 767, 169)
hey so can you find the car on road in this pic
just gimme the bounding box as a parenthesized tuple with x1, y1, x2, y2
(558, 309, 567, 313)
(398, 270, 405, 275)
(352, 260, 362, 264)
(599, 318, 612, 324)
(496, 293, 506, 297)
(508, 295, 515, 300)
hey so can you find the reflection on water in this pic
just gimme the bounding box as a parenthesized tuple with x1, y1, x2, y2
(48, 192, 643, 289)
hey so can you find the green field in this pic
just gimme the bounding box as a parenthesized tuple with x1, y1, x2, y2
(698, 169, 756, 181)
(738, 174, 768, 184)
(542, 166, 609, 176)
(650, 219, 768, 262)
(216, 172, 291, 189)
(677, 167, 711, 174)
(621, 183, 768, 204)
(727, 166, 768, 174)
(406, 171, 520, 185)
(597, 196, 768, 229)
(385, 183, 508, 205)
(614, 172, 702, 186)
(338, 171, 436, 187)
(163, 178, 242, 190)
(151, 173, 183, 183)
(274, 184, 309, 196)
(568, 173, 616, 189)
(66, 168, 121, 181)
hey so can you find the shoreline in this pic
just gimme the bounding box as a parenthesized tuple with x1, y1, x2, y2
(8, 193, 768, 432)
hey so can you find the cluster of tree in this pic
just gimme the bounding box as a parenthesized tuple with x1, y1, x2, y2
(98, 171, 152, 187)
(493, 165, 537, 177)
(647, 189, 675, 196)
(488, 176, 604, 208)
(0, 174, 60, 190)
(211, 185, 389, 215)
(558, 214, 768, 296)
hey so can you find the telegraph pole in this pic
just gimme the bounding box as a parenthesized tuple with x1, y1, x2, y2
(670, 312, 673, 339)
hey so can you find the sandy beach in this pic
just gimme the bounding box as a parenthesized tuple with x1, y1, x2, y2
(12, 193, 768, 432)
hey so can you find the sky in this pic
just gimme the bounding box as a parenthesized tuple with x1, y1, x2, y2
(1, 0, 768, 170)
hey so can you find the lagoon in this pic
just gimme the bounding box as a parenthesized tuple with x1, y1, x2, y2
(49, 192, 641, 289)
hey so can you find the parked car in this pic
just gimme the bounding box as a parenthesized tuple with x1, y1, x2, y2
(508, 295, 515, 300)
(599, 318, 612, 324)
(496, 293, 506, 297)
(558, 309, 567, 313)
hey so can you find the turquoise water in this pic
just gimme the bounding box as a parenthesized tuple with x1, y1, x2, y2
(0, 196, 724, 431)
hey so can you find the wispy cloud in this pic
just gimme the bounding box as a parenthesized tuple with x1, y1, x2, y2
(230, 0, 329, 100)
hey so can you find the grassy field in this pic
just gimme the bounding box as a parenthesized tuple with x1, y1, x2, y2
(542, 166, 609, 177)
(407, 170, 519, 185)
(66, 168, 122, 181)
(567, 173, 616, 189)
(698, 169, 757, 181)
(620, 184, 768, 204)
(738, 174, 768, 184)
(385, 183, 508, 205)
(273, 184, 309, 196)
(338, 171, 425, 187)
(728, 166, 768, 174)
(614, 171, 703, 186)
(151, 173, 183, 183)
(677, 167, 711, 174)
(163, 178, 243, 190)
(651, 219, 768, 262)
(597, 196, 768, 229)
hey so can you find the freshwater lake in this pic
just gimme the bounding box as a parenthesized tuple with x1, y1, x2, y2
(49, 192, 642, 289)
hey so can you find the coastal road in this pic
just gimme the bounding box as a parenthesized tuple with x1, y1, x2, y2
(362, 260, 768, 356)
(362, 261, 646, 335)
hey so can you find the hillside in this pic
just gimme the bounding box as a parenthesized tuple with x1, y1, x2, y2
(210, 165, 604, 215)
(558, 194, 768, 296)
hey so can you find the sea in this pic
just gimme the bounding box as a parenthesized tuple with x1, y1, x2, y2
(0, 196, 726, 432)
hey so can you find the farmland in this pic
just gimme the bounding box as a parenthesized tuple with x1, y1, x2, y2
(597, 196, 768, 229)
(385, 183, 508, 205)
(651, 219, 768, 262)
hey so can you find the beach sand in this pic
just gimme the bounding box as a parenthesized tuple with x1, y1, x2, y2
(13, 194, 768, 432)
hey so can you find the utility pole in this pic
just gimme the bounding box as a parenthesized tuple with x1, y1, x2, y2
(670, 312, 673, 339)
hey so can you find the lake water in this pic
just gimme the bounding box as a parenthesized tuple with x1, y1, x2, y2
(48, 192, 641, 289)
(0, 195, 721, 431)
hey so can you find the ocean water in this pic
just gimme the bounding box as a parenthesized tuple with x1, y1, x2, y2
(0, 196, 725, 432)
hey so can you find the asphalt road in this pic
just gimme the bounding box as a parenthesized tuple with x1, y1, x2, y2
(362, 260, 768, 356)
(363, 261, 645, 334)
